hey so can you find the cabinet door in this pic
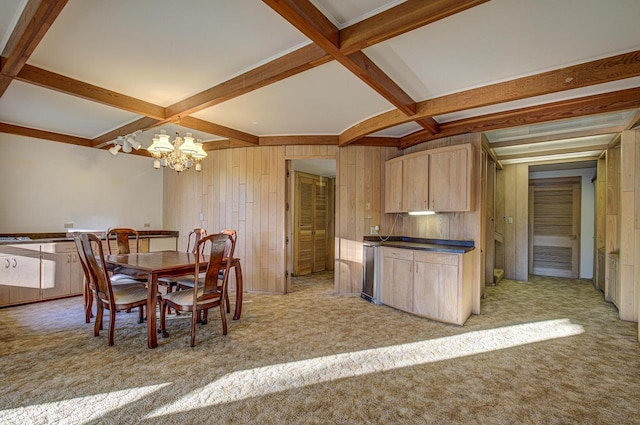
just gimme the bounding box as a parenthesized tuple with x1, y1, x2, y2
(41, 251, 71, 299)
(413, 252, 459, 323)
(384, 160, 403, 213)
(379, 247, 413, 312)
(402, 153, 429, 211)
(0, 245, 42, 306)
(429, 146, 470, 211)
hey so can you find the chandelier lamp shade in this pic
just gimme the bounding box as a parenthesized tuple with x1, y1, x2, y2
(146, 129, 207, 172)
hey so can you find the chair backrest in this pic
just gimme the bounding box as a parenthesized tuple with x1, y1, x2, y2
(73, 233, 92, 288)
(106, 227, 140, 255)
(186, 228, 207, 254)
(195, 233, 233, 299)
(219, 229, 237, 259)
(80, 233, 114, 305)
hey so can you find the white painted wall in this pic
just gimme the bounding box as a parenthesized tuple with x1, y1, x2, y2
(0, 134, 163, 233)
(528, 167, 597, 279)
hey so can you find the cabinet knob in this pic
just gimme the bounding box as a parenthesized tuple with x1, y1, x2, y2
(3, 259, 9, 268)
(12, 258, 17, 268)
(67, 254, 71, 263)
(72, 254, 77, 263)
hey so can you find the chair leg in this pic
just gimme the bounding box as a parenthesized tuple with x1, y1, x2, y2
(225, 292, 230, 314)
(94, 303, 103, 337)
(138, 305, 144, 324)
(201, 310, 208, 324)
(160, 301, 170, 338)
(220, 303, 227, 335)
(108, 307, 116, 346)
(190, 308, 198, 347)
(84, 286, 94, 323)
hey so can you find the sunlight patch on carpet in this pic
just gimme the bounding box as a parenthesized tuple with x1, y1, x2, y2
(147, 319, 584, 418)
(0, 383, 170, 425)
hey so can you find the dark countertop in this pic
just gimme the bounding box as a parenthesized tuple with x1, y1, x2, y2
(363, 236, 475, 254)
(0, 230, 179, 245)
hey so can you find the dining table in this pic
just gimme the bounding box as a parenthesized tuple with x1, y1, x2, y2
(105, 251, 243, 348)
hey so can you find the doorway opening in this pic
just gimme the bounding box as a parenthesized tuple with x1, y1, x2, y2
(285, 159, 336, 292)
(528, 176, 582, 278)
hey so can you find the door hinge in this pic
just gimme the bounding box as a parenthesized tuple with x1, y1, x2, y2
(286, 202, 290, 211)
(285, 236, 289, 245)
(285, 270, 289, 278)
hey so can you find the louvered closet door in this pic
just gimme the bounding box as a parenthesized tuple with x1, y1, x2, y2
(530, 179, 581, 278)
(295, 174, 315, 276)
(313, 180, 327, 273)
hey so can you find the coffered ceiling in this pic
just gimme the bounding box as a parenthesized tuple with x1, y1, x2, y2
(1, 0, 639, 166)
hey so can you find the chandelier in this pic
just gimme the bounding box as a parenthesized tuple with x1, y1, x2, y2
(146, 129, 207, 172)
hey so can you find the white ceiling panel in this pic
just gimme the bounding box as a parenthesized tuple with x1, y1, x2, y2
(27, 0, 309, 106)
(311, 0, 404, 27)
(0, 81, 141, 138)
(364, 0, 640, 101)
(192, 61, 394, 136)
(370, 121, 421, 138)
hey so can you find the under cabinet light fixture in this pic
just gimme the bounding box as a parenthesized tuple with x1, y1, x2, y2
(408, 211, 436, 216)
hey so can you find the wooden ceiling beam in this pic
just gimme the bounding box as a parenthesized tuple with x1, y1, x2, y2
(489, 126, 622, 149)
(17, 65, 166, 120)
(263, 0, 422, 118)
(0, 122, 91, 147)
(91, 117, 161, 148)
(165, 44, 331, 120)
(400, 87, 640, 149)
(0, 0, 69, 96)
(497, 144, 610, 161)
(179, 116, 259, 145)
(341, 50, 640, 146)
(340, 0, 490, 55)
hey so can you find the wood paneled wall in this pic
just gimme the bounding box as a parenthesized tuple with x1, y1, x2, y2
(605, 145, 620, 299)
(335, 145, 398, 294)
(620, 130, 639, 323)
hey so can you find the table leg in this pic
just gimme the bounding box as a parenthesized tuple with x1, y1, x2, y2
(233, 261, 243, 320)
(147, 273, 158, 348)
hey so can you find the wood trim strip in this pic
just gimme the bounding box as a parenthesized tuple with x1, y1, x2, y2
(339, 0, 490, 55)
(498, 144, 610, 161)
(341, 50, 640, 145)
(17, 65, 166, 119)
(0, 122, 91, 146)
(259, 135, 338, 146)
(399, 87, 640, 149)
(489, 126, 623, 148)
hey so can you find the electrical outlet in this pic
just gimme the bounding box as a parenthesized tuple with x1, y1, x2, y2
(370, 225, 379, 235)
(199, 212, 204, 220)
(143, 223, 151, 228)
(64, 222, 74, 228)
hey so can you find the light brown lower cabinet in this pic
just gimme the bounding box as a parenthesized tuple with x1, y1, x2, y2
(380, 246, 473, 325)
(0, 244, 42, 306)
(41, 242, 84, 300)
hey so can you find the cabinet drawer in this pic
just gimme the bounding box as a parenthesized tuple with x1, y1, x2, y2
(381, 246, 413, 261)
(413, 251, 458, 266)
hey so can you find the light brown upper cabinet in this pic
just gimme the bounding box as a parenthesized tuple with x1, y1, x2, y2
(384, 143, 473, 213)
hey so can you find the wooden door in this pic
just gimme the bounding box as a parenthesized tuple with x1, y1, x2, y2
(294, 172, 329, 276)
(403, 153, 429, 211)
(384, 159, 403, 213)
(379, 247, 413, 311)
(428, 146, 469, 211)
(295, 174, 315, 275)
(529, 178, 581, 278)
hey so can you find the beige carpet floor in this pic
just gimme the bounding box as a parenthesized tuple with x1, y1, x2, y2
(0, 272, 639, 424)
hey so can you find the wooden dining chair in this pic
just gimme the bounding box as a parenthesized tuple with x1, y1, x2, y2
(74, 233, 146, 324)
(158, 228, 207, 293)
(80, 233, 150, 346)
(160, 233, 233, 347)
(105, 227, 147, 283)
(176, 229, 236, 314)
